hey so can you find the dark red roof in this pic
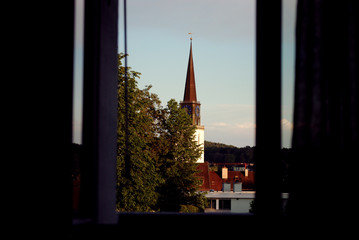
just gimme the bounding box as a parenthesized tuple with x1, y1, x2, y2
(197, 162, 255, 191)
(209, 171, 223, 191)
(197, 162, 210, 191)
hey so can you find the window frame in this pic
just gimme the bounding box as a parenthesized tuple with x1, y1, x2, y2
(73, 0, 284, 228)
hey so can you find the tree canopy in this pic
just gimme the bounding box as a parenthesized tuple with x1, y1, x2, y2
(117, 53, 206, 212)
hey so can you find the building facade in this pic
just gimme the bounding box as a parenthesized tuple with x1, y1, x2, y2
(205, 191, 289, 214)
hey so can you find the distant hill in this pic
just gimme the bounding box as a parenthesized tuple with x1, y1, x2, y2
(204, 141, 238, 149)
(204, 141, 255, 164)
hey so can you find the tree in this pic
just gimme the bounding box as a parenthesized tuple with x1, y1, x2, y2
(156, 99, 206, 212)
(117, 53, 163, 211)
(117, 54, 206, 212)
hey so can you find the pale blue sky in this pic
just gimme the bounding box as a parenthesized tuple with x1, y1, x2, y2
(73, 0, 297, 148)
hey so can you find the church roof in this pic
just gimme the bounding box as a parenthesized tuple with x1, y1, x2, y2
(183, 40, 197, 102)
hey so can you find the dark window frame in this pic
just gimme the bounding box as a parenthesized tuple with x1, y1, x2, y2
(73, 0, 284, 232)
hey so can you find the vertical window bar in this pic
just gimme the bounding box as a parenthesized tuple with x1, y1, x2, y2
(81, 0, 118, 224)
(255, 0, 283, 216)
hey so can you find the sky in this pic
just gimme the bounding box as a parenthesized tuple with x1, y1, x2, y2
(73, 0, 297, 148)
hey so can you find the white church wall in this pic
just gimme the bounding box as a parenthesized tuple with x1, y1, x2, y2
(195, 127, 205, 163)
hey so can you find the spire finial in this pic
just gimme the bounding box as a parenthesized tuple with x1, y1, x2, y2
(188, 32, 193, 41)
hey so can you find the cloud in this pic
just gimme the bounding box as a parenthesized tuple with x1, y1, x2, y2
(208, 119, 292, 130)
(205, 119, 293, 148)
(281, 118, 293, 130)
(235, 122, 256, 129)
(205, 121, 255, 147)
(206, 121, 256, 131)
(207, 122, 230, 128)
(203, 104, 255, 124)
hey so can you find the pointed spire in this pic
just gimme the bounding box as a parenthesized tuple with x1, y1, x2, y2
(183, 39, 197, 102)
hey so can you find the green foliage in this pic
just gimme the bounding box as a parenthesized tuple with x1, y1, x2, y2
(117, 53, 206, 212)
(156, 99, 205, 211)
(179, 205, 200, 213)
(117, 53, 163, 212)
(204, 141, 255, 164)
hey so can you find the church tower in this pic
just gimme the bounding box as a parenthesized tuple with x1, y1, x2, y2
(180, 39, 205, 163)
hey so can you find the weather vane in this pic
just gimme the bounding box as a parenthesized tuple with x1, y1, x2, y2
(188, 32, 193, 41)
